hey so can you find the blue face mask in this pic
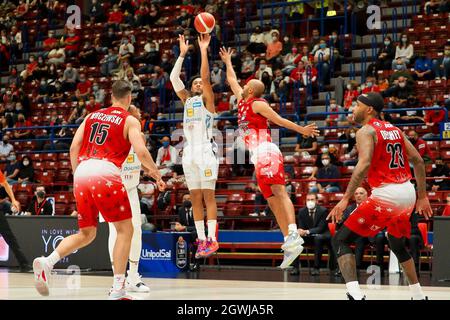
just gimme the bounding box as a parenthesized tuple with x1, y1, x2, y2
(162, 141, 170, 148)
(319, 43, 326, 49)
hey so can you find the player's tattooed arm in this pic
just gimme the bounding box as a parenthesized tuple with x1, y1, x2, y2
(342, 125, 375, 201)
(198, 34, 215, 113)
(219, 47, 243, 101)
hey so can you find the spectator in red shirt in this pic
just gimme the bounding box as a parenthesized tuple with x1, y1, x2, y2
(43, 30, 57, 57)
(290, 60, 317, 86)
(74, 73, 92, 101)
(63, 29, 81, 58)
(13, 114, 33, 139)
(422, 102, 446, 139)
(85, 94, 101, 113)
(15, 0, 29, 18)
(107, 4, 124, 30)
(294, 45, 314, 65)
(344, 80, 359, 109)
(19, 55, 38, 81)
(361, 76, 380, 94)
(407, 130, 433, 164)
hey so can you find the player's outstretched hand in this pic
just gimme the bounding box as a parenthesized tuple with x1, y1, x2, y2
(156, 178, 166, 192)
(219, 47, 233, 64)
(198, 33, 211, 51)
(327, 198, 349, 224)
(300, 123, 320, 137)
(178, 34, 189, 57)
(12, 200, 20, 213)
(416, 197, 433, 220)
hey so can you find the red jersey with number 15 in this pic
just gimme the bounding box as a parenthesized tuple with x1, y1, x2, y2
(78, 106, 131, 168)
(367, 118, 412, 188)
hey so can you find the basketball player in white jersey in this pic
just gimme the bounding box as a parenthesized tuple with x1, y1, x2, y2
(170, 34, 219, 258)
(106, 105, 149, 293)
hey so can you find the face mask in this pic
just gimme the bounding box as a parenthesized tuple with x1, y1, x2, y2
(260, 64, 266, 70)
(330, 35, 337, 40)
(157, 116, 163, 120)
(123, 40, 128, 45)
(401, 38, 407, 43)
(213, 67, 219, 72)
(396, 65, 404, 70)
(69, 33, 75, 37)
(183, 200, 192, 208)
(319, 43, 326, 49)
(313, 35, 320, 40)
(367, 82, 373, 88)
(350, 132, 356, 139)
(246, 57, 252, 62)
(347, 84, 352, 90)
(23, 160, 29, 166)
(41, 81, 46, 86)
(284, 37, 289, 42)
(272, 36, 278, 41)
(36, 191, 46, 198)
(80, 78, 85, 83)
(108, 31, 114, 36)
(93, 85, 98, 91)
(162, 58, 168, 62)
(321, 147, 329, 153)
(306, 200, 316, 210)
(162, 141, 170, 148)
(7, 154, 15, 161)
(384, 41, 390, 46)
(322, 159, 330, 166)
(399, 82, 406, 88)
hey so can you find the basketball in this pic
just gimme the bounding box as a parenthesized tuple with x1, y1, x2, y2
(194, 12, 215, 34)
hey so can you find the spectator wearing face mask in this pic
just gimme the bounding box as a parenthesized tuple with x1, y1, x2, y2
(78, 41, 98, 66)
(68, 100, 87, 124)
(17, 156, 33, 184)
(309, 153, 341, 193)
(361, 77, 380, 94)
(107, 4, 124, 31)
(25, 186, 53, 216)
(247, 26, 266, 54)
(156, 136, 178, 176)
(43, 30, 57, 56)
(62, 63, 79, 91)
(407, 131, 433, 164)
(386, 76, 414, 109)
(118, 36, 135, 62)
(422, 100, 447, 140)
(270, 69, 289, 102)
(13, 114, 32, 139)
(413, 50, 434, 80)
(254, 59, 273, 81)
(211, 63, 226, 93)
(91, 82, 105, 104)
(131, 80, 144, 108)
(393, 33, 414, 68)
(376, 36, 396, 70)
(314, 39, 331, 86)
(36, 78, 53, 103)
(63, 29, 81, 58)
(309, 29, 321, 53)
(326, 98, 345, 126)
(0, 135, 13, 162)
(343, 81, 359, 109)
(282, 46, 300, 75)
(266, 32, 283, 69)
(100, 48, 119, 77)
(34, 56, 49, 80)
(295, 133, 318, 156)
(5, 152, 20, 184)
(20, 55, 38, 81)
(289, 60, 318, 87)
(50, 80, 65, 102)
(74, 73, 92, 101)
(429, 157, 449, 191)
(241, 54, 255, 79)
(432, 42, 450, 81)
(291, 192, 336, 276)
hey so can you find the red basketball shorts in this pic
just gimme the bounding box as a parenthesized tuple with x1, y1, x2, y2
(74, 159, 132, 229)
(344, 181, 416, 238)
(252, 142, 286, 199)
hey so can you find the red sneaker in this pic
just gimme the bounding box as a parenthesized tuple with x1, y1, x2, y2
(195, 240, 207, 259)
(202, 238, 219, 258)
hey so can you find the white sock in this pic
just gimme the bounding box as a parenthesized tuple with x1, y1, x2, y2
(284, 236, 288, 242)
(111, 262, 114, 274)
(113, 274, 126, 291)
(409, 283, 425, 300)
(346, 281, 364, 300)
(288, 224, 297, 233)
(195, 220, 206, 241)
(46, 251, 60, 268)
(207, 220, 217, 241)
(128, 260, 138, 276)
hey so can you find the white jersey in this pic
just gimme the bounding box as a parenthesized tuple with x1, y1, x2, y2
(121, 147, 141, 189)
(183, 95, 214, 148)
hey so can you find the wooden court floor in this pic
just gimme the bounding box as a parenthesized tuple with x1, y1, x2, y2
(1, 269, 450, 300)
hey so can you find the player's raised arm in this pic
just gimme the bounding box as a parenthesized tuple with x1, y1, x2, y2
(402, 132, 433, 219)
(327, 125, 375, 223)
(219, 47, 243, 101)
(170, 35, 190, 103)
(69, 117, 88, 174)
(198, 34, 215, 113)
(251, 100, 319, 137)
(126, 116, 165, 191)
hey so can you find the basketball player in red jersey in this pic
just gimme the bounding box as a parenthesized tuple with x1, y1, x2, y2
(32, 80, 165, 300)
(220, 47, 319, 268)
(328, 92, 433, 300)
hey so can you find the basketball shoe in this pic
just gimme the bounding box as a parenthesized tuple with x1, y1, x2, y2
(33, 257, 51, 296)
(201, 238, 219, 258)
(195, 239, 207, 259)
(280, 231, 304, 269)
(126, 271, 150, 293)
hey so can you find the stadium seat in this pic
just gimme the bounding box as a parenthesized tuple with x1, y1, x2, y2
(227, 193, 244, 203)
(55, 169, 72, 182)
(418, 223, 433, 272)
(35, 171, 55, 184)
(42, 153, 58, 162)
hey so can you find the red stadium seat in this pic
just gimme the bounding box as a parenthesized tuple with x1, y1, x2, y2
(35, 171, 55, 184)
(58, 152, 70, 161)
(55, 170, 72, 182)
(440, 140, 450, 150)
(58, 161, 72, 170)
(13, 183, 34, 193)
(296, 166, 315, 178)
(340, 166, 355, 177)
(33, 162, 44, 171)
(42, 153, 58, 162)
(227, 193, 244, 203)
(54, 203, 67, 215)
(328, 193, 345, 204)
(427, 192, 443, 203)
(440, 150, 450, 160)
(224, 203, 243, 216)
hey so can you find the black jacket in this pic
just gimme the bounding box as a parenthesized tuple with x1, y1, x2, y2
(177, 206, 196, 233)
(297, 205, 329, 235)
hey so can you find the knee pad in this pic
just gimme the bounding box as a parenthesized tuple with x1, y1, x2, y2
(387, 234, 411, 263)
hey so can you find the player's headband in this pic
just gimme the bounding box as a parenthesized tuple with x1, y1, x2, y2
(357, 92, 385, 113)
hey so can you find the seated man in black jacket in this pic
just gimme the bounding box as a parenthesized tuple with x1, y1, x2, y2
(24, 186, 53, 216)
(291, 192, 337, 276)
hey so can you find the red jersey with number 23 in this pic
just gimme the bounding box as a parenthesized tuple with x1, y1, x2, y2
(78, 106, 131, 168)
(367, 118, 412, 189)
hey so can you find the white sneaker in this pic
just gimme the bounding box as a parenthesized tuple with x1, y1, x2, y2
(281, 231, 304, 251)
(33, 257, 51, 296)
(126, 272, 150, 293)
(108, 288, 141, 300)
(280, 245, 304, 269)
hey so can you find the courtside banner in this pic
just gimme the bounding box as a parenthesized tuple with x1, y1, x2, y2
(0, 216, 110, 269)
(139, 231, 192, 274)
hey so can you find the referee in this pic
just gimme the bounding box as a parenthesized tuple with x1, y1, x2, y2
(0, 170, 31, 272)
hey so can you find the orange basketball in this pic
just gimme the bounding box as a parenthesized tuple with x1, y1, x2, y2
(194, 12, 216, 34)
